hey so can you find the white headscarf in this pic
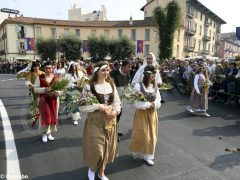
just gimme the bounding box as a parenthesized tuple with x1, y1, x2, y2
(143, 52, 157, 66)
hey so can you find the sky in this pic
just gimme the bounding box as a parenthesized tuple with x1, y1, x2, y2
(0, 0, 238, 33)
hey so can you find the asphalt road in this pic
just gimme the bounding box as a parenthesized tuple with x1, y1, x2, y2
(0, 74, 240, 180)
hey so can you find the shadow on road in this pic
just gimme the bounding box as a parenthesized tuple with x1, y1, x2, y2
(31, 155, 143, 180)
(210, 152, 240, 171)
(192, 121, 240, 137)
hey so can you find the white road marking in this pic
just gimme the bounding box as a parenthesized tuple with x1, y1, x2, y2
(1, 79, 15, 82)
(0, 99, 22, 180)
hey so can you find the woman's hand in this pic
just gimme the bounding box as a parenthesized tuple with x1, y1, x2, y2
(105, 109, 117, 120)
(98, 104, 106, 112)
(54, 91, 60, 97)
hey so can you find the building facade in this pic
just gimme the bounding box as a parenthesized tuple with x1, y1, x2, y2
(0, 0, 226, 62)
(141, 0, 226, 58)
(219, 32, 240, 59)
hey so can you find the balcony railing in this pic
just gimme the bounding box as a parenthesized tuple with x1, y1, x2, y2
(17, 32, 26, 39)
(187, 11, 194, 18)
(185, 28, 196, 36)
(184, 45, 195, 52)
(204, 21, 210, 27)
(203, 35, 211, 41)
(202, 49, 210, 54)
(18, 49, 27, 54)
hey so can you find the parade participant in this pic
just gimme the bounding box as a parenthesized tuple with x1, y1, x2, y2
(131, 53, 165, 103)
(131, 53, 162, 86)
(53, 62, 66, 78)
(65, 62, 86, 125)
(80, 61, 121, 180)
(110, 60, 132, 141)
(129, 65, 161, 166)
(187, 66, 210, 117)
(34, 61, 62, 142)
(25, 61, 44, 123)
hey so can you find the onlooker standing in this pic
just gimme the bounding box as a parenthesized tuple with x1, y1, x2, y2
(110, 60, 132, 141)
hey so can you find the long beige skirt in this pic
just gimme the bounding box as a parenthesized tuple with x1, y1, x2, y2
(83, 110, 118, 171)
(129, 109, 158, 155)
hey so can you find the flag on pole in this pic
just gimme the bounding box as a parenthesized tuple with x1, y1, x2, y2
(26, 38, 35, 51)
(136, 40, 143, 53)
(236, 27, 240, 40)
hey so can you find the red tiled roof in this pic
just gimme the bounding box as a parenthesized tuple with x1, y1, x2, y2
(1, 16, 154, 27)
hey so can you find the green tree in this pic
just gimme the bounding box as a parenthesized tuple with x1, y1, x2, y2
(109, 36, 135, 60)
(36, 38, 57, 60)
(88, 36, 109, 62)
(154, 0, 181, 60)
(59, 35, 82, 60)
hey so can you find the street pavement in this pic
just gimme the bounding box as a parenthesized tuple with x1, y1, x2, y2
(0, 74, 240, 180)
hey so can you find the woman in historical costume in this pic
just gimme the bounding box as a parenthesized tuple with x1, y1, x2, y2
(80, 61, 121, 180)
(187, 66, 210, 117)
(65, 62, 87, 125)
(129, 65, 161, 166)
(34, 62, 62, 142)
(25, 61, 44, 123)
(53, 62, 66, 78)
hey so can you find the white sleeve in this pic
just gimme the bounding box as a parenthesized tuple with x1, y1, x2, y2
(113, 84, 121, 114)
(194, 74, 200, 94)
(78, 104, 99, 112)
(154, 88, 161, 109)
(155, 70, 163, 85)
(131, 66, 144, 86)
(34, 77, 45, 94)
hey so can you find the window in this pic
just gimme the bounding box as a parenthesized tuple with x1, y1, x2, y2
(144, 44, 150, 55)
(19, 42, 25, 50)
(17, 25, 25, 38)
(199, 25, 202, 35)
(198, 40, 201, 50)
(75, 29, 80, 38)
(200, 13, 202, 21)
(145, 29, 150, 41)
(195, 10, 198, 18)
(91, 29, 97, 36)
(35, 27, 41, 38)
(177, 29, 180, 42)
(64, 29, 69, 36)
(50, 28, 57, 38)
(131, 29, 136, 41)
(118, 29, 123, 39)
(176, 45, 180, 57)
(104, 30, 109, 37)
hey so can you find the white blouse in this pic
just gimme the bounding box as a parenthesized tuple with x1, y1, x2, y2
(133, 83, 161, 110)
(65, 72, 85, 88)
(194, 74, 206, 94)
(34, 76, 63, 96)
(79, 82, 121, 114)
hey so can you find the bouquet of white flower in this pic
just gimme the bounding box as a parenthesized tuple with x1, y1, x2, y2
(121, 85, 147, 104)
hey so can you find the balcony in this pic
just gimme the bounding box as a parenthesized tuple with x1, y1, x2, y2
(184, 45, 195, 52)
(215, 39, 222, 45)
(203, 35, 211, 41)
(202, 49, 210, 54)
(187, 11, 194, 18)
(17, 32, 26, 39)
(0, 50, 5, 55)
(204, 21, 210, 27)
(185, 27, 196, 36)
(18, 49, 27, 54)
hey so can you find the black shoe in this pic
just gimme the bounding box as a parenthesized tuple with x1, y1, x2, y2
(161, 100, 165, 103)
(118, 131, 123, 136)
